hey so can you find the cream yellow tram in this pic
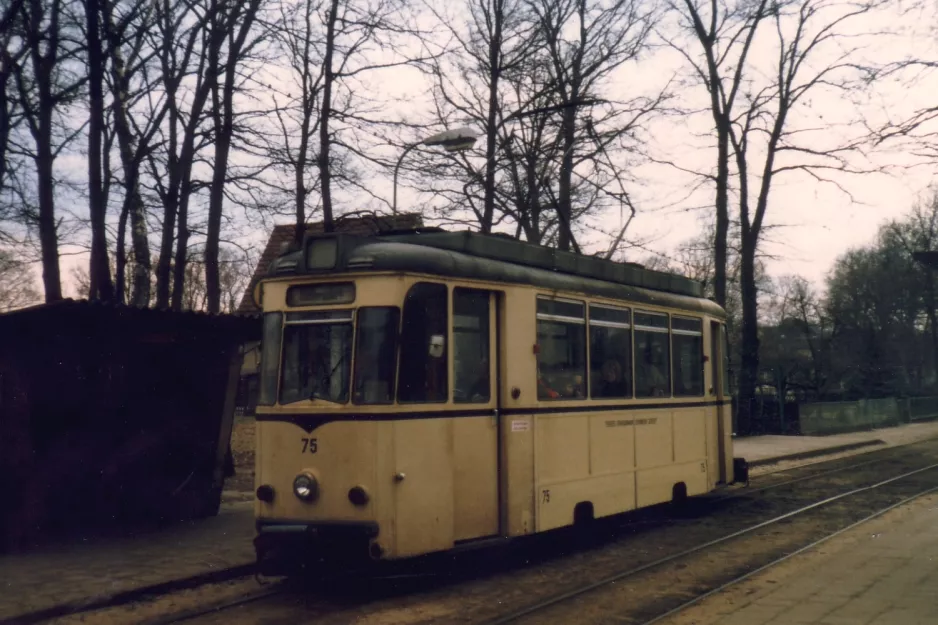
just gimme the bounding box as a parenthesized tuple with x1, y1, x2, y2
(252, 228, 746, 572)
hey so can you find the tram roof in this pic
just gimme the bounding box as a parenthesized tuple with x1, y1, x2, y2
(264, 229, 724, 317)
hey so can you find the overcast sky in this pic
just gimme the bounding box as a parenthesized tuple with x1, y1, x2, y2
(56, 0, 938, 298)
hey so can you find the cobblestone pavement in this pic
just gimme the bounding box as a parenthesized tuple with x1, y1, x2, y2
(658, 493, 938, 625)
(0, 502, 254, 622)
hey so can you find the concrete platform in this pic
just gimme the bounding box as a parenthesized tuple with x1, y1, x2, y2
(657, 492, 938, 625)
(4, 421, 938, 624)
(0, 503, 254, 624)
(734, 420, 938, 467)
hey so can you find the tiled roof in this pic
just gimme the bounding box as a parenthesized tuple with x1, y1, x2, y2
(236, 213, 424, 313)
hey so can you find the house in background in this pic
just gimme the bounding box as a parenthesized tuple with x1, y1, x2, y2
(234, 213, 424, 415)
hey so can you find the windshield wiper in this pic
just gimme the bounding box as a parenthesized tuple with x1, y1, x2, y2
(306, 353, 349, 403)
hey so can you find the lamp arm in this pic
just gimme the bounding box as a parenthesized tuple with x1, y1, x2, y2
(392, 141, 421, 215)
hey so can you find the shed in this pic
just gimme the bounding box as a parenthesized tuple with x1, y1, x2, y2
(0, 299, 260, 551)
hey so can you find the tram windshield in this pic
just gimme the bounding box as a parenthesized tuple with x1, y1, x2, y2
(279, 310, 353, 404)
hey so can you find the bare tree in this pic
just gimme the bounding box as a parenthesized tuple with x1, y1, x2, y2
(316, 0, 428, 232)
(146, 0, 216, 309)
(265, 0, 326, 244)
(0, 0, 27, 202)
(527, 0, 659, 251)
(204, 0, 265, 314)
(101, 0, 159, 307)
(0, 248, 40, 311)
(10, 0, 87, 302)
(424, 0, 544, 233)
(663, 0, 769, 309)
(84, 0, 115, 301)
(727, 0, 888, 432)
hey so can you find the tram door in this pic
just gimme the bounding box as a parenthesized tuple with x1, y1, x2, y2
(710, 321, 728, 484)
(452, 288, 500, 542)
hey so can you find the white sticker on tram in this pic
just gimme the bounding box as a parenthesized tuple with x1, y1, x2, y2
(511, 419, 531, 432)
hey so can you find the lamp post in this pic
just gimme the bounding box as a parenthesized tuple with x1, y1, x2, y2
(391, 99, 603, 215)
(392, 127, 479, 214)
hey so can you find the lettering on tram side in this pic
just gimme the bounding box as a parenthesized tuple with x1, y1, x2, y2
(604, 418, 658, 428)
(300, 438, 319, 453)
(542, 489, 551, 503)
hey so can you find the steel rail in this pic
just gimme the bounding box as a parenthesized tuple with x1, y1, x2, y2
(641, 483, 938, 625)
(482, 462, 938, 625)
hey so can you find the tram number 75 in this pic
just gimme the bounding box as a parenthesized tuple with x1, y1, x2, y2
(300, 438, 318, 454)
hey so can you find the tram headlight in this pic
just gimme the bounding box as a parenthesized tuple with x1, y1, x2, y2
(293, 473, 320, 502)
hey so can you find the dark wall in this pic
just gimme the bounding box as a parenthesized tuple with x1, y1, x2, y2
(0, 302, 256, 552)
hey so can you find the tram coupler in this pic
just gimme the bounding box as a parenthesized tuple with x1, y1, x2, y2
(733, 457, 750, 487)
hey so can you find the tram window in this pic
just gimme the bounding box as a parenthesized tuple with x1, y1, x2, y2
(634, 311, 670, 398)
(279, 310, 353, 404)
(398, 282, 448, 403)
(258, 312, 283, 406)
(453, 289, 490, 404)
(672, 316, 704, 397)
(353, 307, 400, 404)
(589, 305, 632, 399)
(536, 297, 586, 400)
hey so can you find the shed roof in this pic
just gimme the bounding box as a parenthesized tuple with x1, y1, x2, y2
(0, 298, 261, 342)
(236, 213, 423, 314)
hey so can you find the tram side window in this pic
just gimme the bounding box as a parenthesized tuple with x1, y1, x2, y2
(397, 282, 448, 403)
(258, 312, 283, 405)
(536, 298, 586, 400)
(353, 307, 400, 404)
(589, 305, 632, 399)
(634, 311, 670, 398)
(672, 317, 704, 396)
(453, 289, 490, 404)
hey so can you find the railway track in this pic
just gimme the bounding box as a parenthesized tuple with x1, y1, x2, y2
(86, 438, 938, 625)
(482, 462, 938, 625)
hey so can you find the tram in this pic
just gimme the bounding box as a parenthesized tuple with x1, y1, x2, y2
(251, 228, 746, 572)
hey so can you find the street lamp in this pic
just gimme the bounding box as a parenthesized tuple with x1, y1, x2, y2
(391, 100, 603, 214)
(392, 127, 479, 214)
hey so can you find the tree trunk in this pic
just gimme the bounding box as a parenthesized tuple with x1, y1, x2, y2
(713, 128, 729, 307)
(737, 232, 760, 435)
(171, 182, 191, 310)
(205, 0, 259, 313)
(22, 0, 63, 303)
(556, 107, 576, 251)
(36, 131, 61, 302)
(85, 0, 113, 302)
(317, 0, 338, 234)
(102, 0, 150, 307)
(205, 69, 227, 314)
(481, 0, 502, 234)
(127, 190, 150, 306)
(34, 83, 61, 301)
(116, 196, 128, 303)
(294, 131, 308, 244)
(155, 123, 178, 309)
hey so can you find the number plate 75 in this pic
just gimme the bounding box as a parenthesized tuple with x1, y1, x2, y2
(300, 438, 318, 453)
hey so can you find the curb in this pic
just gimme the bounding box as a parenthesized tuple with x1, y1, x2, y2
(748, 439, 886, 468)
(2, 561, 256, 625)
